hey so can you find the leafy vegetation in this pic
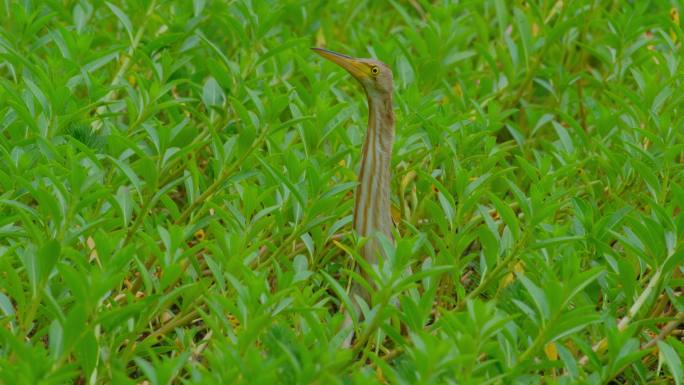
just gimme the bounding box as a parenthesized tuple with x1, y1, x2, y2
(1, 0, 683, 384)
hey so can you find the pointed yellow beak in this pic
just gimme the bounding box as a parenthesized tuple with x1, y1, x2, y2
(312, 47, 368, 80)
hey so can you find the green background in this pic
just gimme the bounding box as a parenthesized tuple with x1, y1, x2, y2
(1, 1, 683, 384)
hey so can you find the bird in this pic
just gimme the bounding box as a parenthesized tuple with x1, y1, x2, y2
(312, 48, 396, 307)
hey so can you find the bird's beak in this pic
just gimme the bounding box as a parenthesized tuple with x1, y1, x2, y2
(312, 47, 367, 80)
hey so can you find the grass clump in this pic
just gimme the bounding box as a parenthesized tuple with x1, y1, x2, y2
(1, 1, 683, 384)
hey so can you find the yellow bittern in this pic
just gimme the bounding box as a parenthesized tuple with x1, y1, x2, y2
(312, 48, 395, 303)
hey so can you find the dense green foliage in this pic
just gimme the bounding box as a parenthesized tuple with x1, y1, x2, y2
(1, 0, 684, 384)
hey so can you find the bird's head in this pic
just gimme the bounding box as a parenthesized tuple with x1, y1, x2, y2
(312, 47, 393, 96)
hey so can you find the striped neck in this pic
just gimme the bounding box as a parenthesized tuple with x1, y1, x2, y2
(353, 91, 395, 264)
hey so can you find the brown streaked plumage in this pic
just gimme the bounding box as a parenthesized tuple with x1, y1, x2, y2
(312, 48, 395, 302)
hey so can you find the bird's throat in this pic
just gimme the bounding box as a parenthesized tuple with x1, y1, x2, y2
(353, 92, 395, 264)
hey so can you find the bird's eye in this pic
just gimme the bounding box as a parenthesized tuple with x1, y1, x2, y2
(370, 66, 380, 75)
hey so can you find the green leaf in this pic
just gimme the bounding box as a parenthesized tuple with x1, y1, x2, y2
(552, 121, 574, 153)
(202, 77, 226, 109)
(37, 240, 60, 283)
(321, 271, 358, 327)
(518, 274, 549, 321)
(488, 192, 520, 239)
(105, 2, 134, 44)
(292, 254, 312, 283)
(658, 340, 683, 385)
